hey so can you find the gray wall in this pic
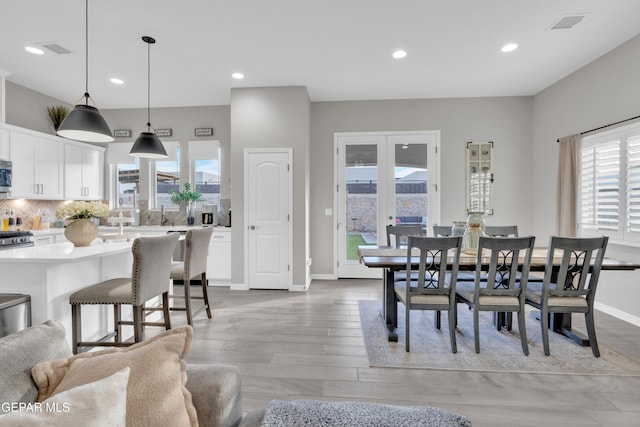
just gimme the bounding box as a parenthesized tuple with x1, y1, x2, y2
(230, 86, 310, 288)
(310, 97, 534, 276)
(6, 81, 72, 134)
(532, 33, 640, 322)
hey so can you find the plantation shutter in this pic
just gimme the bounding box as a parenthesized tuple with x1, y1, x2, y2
(626, 136, 640, 240)
(580, 139, 620, 233)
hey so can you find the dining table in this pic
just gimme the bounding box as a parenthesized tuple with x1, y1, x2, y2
(358, 245, 640, 344)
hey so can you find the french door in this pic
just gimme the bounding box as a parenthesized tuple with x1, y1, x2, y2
(335, 131, 440, 278)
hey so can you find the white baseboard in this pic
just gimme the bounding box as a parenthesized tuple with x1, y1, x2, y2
(230, 282, 249, 291)
(595, 301, 640, 327)
(310, 273, 338, 280)
(290, 282, 309, 292)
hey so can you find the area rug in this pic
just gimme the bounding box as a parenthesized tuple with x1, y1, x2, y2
(358, 300, 640, 375)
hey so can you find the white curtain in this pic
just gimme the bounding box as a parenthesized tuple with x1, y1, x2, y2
(556, 134, 581, 236)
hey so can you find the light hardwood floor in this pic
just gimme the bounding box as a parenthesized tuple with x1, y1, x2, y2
(176, 279, 640, 426)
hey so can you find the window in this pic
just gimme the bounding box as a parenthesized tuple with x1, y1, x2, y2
(155, 143, 180, 208)
(116, 160, 139, 208)
(189, 140, 220, 207)
(580, 122, 640, 244)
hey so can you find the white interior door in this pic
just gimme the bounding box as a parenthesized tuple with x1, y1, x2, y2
(245, 149, 292, 289)
(335, 131, 440, 278)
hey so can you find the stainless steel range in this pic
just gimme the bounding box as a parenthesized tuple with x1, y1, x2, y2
(0, 231, 34, 250)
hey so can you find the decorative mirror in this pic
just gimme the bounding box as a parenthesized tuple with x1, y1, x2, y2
(466, 141, 494, 215)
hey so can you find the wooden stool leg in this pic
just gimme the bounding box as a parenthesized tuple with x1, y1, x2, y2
(71, 304, 81, 355)
(184, 278, 193, 326)
(133, 305, 143, 342)
(201, 272, 212, 319)
(162, 292, 172, 330)
(114, 305, 122, 343)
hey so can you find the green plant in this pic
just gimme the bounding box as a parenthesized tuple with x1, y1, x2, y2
(170, 183, 202, 206)
(47, 105, 70, 131)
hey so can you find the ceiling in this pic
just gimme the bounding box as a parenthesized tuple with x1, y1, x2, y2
(2, 1, 640, 110)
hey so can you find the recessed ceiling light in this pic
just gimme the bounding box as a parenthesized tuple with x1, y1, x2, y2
(110, 78, 124, 85)
(232, 72, 244, 79)
(25, 46, 44, 55)
(501, 43, 518, 53)
(392, 50, 407, 59)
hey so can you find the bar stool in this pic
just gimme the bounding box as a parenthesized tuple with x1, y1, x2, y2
(69, 233, 179, 354)
(170, 227, 214, 326)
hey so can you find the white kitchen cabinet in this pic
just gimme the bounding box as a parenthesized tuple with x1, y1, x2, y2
(10, 132, 63, 199)
(64, 143, 104, 200)
(208, 229, 231, 284)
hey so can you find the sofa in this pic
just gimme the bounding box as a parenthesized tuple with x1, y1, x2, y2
(0, 321, 470, 427)
(0, 320, 246, 427)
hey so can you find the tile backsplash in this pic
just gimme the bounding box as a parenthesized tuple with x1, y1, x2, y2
(0, 198, 233, 230)
(0, 199, 67, 230)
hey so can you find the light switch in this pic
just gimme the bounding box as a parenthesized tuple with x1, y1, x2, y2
(325, 208, 332, 216)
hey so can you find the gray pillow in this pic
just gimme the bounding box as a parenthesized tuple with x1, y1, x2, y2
(0, 320, 72, 410)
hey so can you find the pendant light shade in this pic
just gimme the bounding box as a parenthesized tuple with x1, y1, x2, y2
(57, 102, 114, 143)
(57, 0, 113, 143)
(130, 36, 167, 158)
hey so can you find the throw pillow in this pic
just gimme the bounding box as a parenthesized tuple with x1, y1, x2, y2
(0, 320, 72, 409)
(0, 367, 129, 426)
(32, 326, 197, 427)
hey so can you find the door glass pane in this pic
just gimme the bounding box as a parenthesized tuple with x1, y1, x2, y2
(394, 143, 428, 230)
(345, 144, 377, 260)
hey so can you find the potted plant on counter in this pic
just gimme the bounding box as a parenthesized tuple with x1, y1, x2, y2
(56, 201, 109, 246)
(170, 183, 202, 225)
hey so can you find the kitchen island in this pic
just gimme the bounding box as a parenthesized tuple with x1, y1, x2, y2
(0, 240, 135, 346)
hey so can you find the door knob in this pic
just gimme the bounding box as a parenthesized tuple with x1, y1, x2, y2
(250, 225, 256, 230)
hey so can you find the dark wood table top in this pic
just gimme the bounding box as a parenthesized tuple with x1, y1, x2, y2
(358, 245, 640, 272)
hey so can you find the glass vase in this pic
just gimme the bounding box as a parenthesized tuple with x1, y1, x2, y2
(463, 211, 485, 253)
(187, 202, 195, 226)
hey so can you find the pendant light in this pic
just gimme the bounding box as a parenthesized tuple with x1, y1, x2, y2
(129, 36, 167, 158)
(57, 0, 113, 143)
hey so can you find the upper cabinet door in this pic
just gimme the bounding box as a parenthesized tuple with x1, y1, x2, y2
(64, 143, 104, 200)
(37, 138, 63, 199)
(9, 132, 38, 198)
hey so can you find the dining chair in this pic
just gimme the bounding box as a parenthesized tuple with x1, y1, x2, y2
(432, 225, 452, 237)
(69, 233, 179, 354)
(484, 225, 518, 237)
(525, 236, 608, 357)
(386, 224, 424, 247)
(393, 235, 462, 352)
(170, 227, 214, 326)
(455, 235, 535, 355)
(386, 224, 424, 283)
(433, 224, 477, 282)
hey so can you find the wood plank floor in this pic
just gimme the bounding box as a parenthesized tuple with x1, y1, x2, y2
(175, 279, 640, 426)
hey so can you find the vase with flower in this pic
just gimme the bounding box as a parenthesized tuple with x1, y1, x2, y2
(170, 183, 202, 226)
(56, 201, 109, 247)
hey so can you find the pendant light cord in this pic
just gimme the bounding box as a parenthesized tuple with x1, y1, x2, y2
(147, 39, 151, 131)
(84, 0, 89, 104)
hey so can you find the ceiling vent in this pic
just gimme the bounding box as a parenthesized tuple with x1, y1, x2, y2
(40, 43, 72, 54)
(549, 14, 588, 30)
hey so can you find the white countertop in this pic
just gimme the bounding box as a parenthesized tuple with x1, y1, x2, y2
(29, 225, 231, 235)
(0, 240, 133, 263)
